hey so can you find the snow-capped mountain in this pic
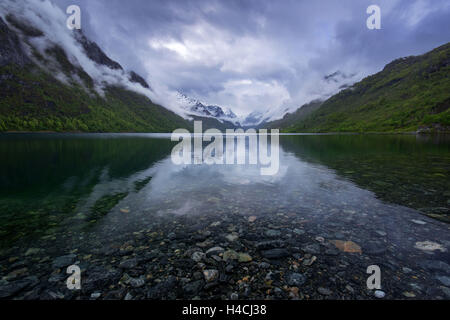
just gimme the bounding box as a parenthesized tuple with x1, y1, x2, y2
(176, 93, 239, 124)
(241, 111, 270, 127)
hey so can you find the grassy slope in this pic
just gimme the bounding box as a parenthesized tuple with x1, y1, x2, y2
(282, 42, 450, 133)
(0, 19, 191, 134)
(265, 100, 323, 129)
(0, 62, 191, 132)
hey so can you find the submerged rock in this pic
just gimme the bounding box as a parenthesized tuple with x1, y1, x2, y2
(261, 248, 289, 259)
(285, 273, 306, 286)
(52, 254, 77, 268)
(203, 269, 219, 282)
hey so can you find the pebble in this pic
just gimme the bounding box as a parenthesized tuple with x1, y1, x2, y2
(119, 258, 138, 269)
(90, 292, 101, 299)
(230, 292, 239, 300)
(374, 290, 386, 298)
(317, 287, 332, 296)
(203, 270, 219, 282)
(52, 254, 77, 269)
(206, 247, 225, 256)
(226, 233, 239, 242)
(286, 273, 306, 286)
(265, 229, 281, 238)
(191, 251, 205, 262)
(411, 219, 427, 225)
(435, 276, 450, 286)
(260, 248, 290, 259)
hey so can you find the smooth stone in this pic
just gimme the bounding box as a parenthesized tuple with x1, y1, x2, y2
(90, 292, 101, 299)
(24, 248, 41, 256)
(317, 287, 332, 296)
(302, 244, 320, 255)
(238, 253, 252, 263)
(419, 260, 450, 272)
(230, 292, 239, 300)
(256, 240, 286, 250)
(222, 250, 239, 261)
(403, 291, 416, 298)
(260, 248, 290, 259)
(375, 230, 387, 237)
(265, 229, 281, 238)
(119, 258, 138, 269)
(129, 276, 145, 288)
(52, 254, 77, 269)
(183, 280, 204, 295)
(203, 270, 219, 282)
(124, 292, 133, 300)
(191, 251, 205, 262)
(206, 247, 225, 256)
(147, 276, 177, 299)
(436, 276, 450, 286)
(374, 290, 386, 298)
(286, 273, 306, 286)
(226, 233, 239, 242)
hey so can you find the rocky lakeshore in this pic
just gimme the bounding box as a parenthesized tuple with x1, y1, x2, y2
(1, 201, 449, 300)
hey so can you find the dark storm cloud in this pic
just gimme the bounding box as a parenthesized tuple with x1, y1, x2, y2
(51, 0, 450, 118)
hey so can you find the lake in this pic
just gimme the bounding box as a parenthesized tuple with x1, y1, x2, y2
(0, 133, 449, 299)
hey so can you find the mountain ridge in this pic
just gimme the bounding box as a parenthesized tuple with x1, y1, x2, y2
(266, 42, 450, 133)
(0, 11, 192, 133)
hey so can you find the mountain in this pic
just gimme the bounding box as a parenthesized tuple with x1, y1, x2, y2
(275, 42, 450, 133)
(0, 8, 190, 133)
(241, 111, 271, 128)
(176, 93, 238, 123)
(265, 100, 323, 129)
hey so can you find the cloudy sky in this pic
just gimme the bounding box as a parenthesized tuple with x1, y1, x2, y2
(49, 0, 450, 118)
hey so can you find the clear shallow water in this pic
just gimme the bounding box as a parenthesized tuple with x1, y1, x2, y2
(0, 133, 449, 300)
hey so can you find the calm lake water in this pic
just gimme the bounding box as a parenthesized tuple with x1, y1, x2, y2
(0, 133, 449, 300)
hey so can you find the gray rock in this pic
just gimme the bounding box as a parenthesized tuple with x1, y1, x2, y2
(206, 247, 225, 256)
(265, 229, 281, 238)
(191, 251, 205, 262)
(119, 258, 138, 269)
(302, 244, 320, 255)
(90, 292, 101, 299)
(402, 267, 412, 273)
(374, 290, 386, 298)
(256, 240, 286, 250)
(286, 273, 306, 286)
(52, 254, 77, 269)
(436, 276, 450, 286)
(129, 276, 145, 288)
(441, 286, 450, 298)
(419, 260, 450, 272)
(124, 292, 133, 300)
(147, 276, 177, 299)
(261, 248, 290, 259)
(0, 277, 37, 298)
(203, 269, 219, 282)
(317, 287, 332, 296)
(183, 280, 204, 295)
(293, 229, 305, 235)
